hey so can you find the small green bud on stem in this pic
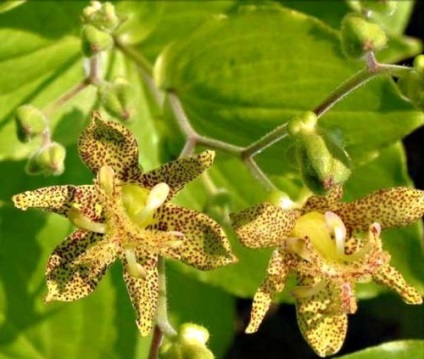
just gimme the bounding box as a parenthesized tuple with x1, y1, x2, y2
(26, 142, 66, 176)
(288, 112, 351, 195)
(82, 1, 120, 33)
(15, 105, 47, 143)
(340, 13, 387, 59)
(358, 0, 397, 15)
(81, 24, 113, 57)
(98, 77, 136, 122)
(160, 323, 215, 359)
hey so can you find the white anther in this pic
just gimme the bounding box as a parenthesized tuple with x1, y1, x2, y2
(135, 182, 169, 224)
(68, 208, 106, 234)
(98, 165, 115, 195)
(124, 249, 147, 279)
(325, 211, 347, 256)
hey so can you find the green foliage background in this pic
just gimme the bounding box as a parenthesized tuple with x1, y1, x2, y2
(0, 1, 422, 358)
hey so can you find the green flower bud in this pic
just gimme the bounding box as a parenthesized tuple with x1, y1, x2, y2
(81, 24, 113, 57)
(359, 0, 397, 14)
(266, 191, 299, 210)
(26, 142, 66, 176)
(398, 70, 424, 111)
(160, 324, 215, 359)
(98, 77, 137, 122)
(82, 1, 120, 33)
(413, 55, 424, 78)
(288, 113, 351, 195)
(15, 105, 47, 143)
(340, 13, 387, 59)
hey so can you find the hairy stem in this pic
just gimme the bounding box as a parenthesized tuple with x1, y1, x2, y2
(314, 54, 411, 118)
(242, 123, 288, 158)
(147, 326, 163, 359)
(114, 37, 153, 77)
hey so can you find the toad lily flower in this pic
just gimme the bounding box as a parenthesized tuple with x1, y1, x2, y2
(231, 186, 424, 357)
(13, 113, 236, 336)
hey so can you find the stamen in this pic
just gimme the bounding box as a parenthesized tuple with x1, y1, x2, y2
(68, 208, 106, 233)
(291, 280, 327, 298)
(98, 165, 115, 195)
(325, 211, 347, 256)
(135, 182, 169, 224)
(124, 249, 147, 279)
(283, 237, 311, 261)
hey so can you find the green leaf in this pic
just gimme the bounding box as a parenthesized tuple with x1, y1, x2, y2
(335, 340, 424, 359)
(155, 4, 423, 177)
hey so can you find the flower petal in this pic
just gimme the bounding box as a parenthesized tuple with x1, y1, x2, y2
(302, 185, 343, 213)
(373, 264, 423, 304)
(13, 185, 100, 220)
(231, 203, 299, 248)
(246, 249, 289, 333)
(78, 112, 141, 181)
(139, 151, 214, 200)
(45, 230, 119, 302)
(334, 187, 424, 232)
(295, 276, 347, 357)
(122, 252, 159, 336)
(154, 204, 236, 270)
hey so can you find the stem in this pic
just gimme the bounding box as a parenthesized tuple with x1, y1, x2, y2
(242, 123, 288, 158)
(313, 59, 411, 118)
(155, 257, 177, 337)
(147, 326, 163, 359)
(243, 157, 278, 192)
(114, 37, 153, 77)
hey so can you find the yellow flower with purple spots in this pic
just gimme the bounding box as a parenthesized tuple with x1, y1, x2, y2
(231, 186, 423, 357)
(13, 113, 236, 336)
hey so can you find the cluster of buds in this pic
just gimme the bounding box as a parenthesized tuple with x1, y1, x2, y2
(398, 55, 424, 111)
(340, 0, 396, 59)
(160, 324, 214, 359)
(287, 112, 351, 195)
(15, 105, 66, 176)
(81, 1, 121, 57)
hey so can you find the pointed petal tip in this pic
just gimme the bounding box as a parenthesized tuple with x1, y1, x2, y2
(12, 193, 27, 210)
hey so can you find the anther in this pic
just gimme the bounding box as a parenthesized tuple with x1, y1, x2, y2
(68, 208, 106, 233)
(124, 249, 147, 279)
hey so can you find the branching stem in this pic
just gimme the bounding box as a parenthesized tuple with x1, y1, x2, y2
(114, 37, 153, 77)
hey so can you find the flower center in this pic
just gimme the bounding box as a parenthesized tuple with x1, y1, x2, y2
(289, 211, 347, 262)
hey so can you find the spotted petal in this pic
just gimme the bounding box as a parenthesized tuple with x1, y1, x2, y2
(231, 203, 299, 248)
(373, 264, 423, 305)
(122, 252, 159, 336)
(302, 185, 343, 213)
(334, 187, 424, 232)
(246, 249, 289, 333)
(13, 185, 99, 220)
(295, 276, 347, 357)
(45, 230, 119, 302)
(139, 150, 215, 200)
(78, 112, 142, 181)
(154, 204, 236, 270)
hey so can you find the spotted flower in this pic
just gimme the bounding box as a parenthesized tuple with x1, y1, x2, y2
(231, 186, 424, 357)
(13, 113, 236, 336)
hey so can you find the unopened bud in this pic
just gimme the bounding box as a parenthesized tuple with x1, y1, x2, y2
(359, 0, 397, 14)
(266, 191, 299, 210)
(26, 142, 66, 176)
(81, 24, 113, 57)
(341, 13, 387, 59)
(413, 55, 424, 79)
(15, 105, 47, 143)
(160, 324, 214, 359)
(82, 1, 120, 33)
(288, 113, 351, 195)
(397, 70, 424, 111)
(98, 77, 136, 122)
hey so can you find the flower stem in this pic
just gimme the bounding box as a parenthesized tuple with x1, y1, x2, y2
(147, 326, 163, 359)
(114, 37, 153, 77)
(242, 123, 288, 158)
(313, 55, 411, 118)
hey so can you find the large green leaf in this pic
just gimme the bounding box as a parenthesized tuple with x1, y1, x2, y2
(155, 4, 423, 175)
(335, 340, 424, 359)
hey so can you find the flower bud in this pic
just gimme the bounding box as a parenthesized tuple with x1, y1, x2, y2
(98, 77, 136, 122)
(26, 142, 66, 176)
(82, 1, 120, 33)
(81, 24, 113, 57)
(160, 324, 214, 359)
(288, 113, 351, 195)
(413, 55, 424, 79)
(340, 13, 387, 59)
(15, 105, 47, 143)
(358, 0, 397, 14)
(397, 70, 424, 111)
